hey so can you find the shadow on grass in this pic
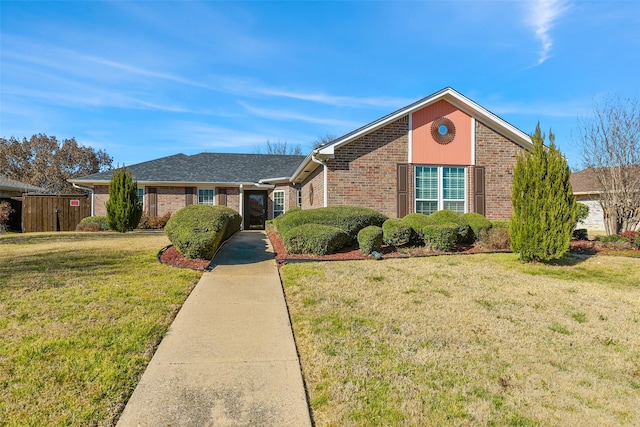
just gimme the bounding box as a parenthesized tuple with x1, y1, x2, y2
(0, 247, 135, 292)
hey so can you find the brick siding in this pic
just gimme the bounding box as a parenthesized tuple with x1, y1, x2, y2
(300, 167, 324, 210)
(474, 121, 526, 220)
(325, 116, 409, 218)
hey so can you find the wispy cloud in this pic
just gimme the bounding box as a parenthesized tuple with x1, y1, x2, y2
(252, 87, 412, 109)
(238, 102, 362, 128)
(526, 0, 570, 65)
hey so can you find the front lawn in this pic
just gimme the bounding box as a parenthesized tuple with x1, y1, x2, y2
(282, 253, 640, 426)
(0, 232, 202, 426)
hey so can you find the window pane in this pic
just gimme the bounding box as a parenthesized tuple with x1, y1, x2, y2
(198, 189, 215, 205)
(443, 201, 465, 213)
(137, 188, 144, 207)
(415, 167, 438, 200)
(273, 191, 285, 217)
(416, 201, 438, 215)
(443, 167, 465, 200)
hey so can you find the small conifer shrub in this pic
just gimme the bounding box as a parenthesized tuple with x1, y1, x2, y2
(106, 167, 143, 232)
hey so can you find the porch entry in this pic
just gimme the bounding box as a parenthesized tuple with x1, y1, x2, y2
(243, 190, 268, 230)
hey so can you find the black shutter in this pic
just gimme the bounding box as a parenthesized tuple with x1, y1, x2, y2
(397, 163, 409, 218)
(148, 187, 158, 216)
(474, 167, 485, 216)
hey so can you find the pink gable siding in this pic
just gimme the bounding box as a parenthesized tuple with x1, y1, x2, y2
(411, 100, 472, 165)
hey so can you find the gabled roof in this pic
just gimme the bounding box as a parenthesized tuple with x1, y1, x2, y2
(69, 153, 307, 186)
(292, 87, 533, 183)
(570, 168, 603, 195)
(570, 166, 640, 195)
(0, 175, 48, 193)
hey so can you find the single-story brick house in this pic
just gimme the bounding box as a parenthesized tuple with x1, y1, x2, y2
(570, 167, 640, 234)
(70, 87, 533, 229)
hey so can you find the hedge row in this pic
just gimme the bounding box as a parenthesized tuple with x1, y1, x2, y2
(165, 205, 241, 259)
(275, 206, 388, 255)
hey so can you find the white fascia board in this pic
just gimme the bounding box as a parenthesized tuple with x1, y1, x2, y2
(258, 177, 290, 185)
(317, 87, 533, 156)
(290, 154, 322, 183)
(68, 180, 251, 187)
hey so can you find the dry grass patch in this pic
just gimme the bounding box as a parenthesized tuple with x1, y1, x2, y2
(0, 232, 202, 426)
(282, 253, 640, 426)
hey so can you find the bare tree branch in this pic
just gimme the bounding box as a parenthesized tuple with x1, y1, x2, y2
(577, 96, 640, 234)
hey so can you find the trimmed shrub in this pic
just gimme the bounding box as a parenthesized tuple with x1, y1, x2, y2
(422, 223, 458, 252)
(77, 216, 109, 231)
(463, 212, 492, 242)
(479, 227, 511, 250)
(283, 224, 350, 255)
(403, 213, 431, 243)
(620, 230, 638, 246)
(165, 205, 241, 259)
(636, 233, 640, 250)
(357, 225, 383, 255)
(274, 206, 387, 242)
(425, 210, 471, 243)
(382, 218, 412, 247)
(572, 228, 589, 241)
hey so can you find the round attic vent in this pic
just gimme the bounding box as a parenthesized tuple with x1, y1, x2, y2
(431, 117, 456, 145)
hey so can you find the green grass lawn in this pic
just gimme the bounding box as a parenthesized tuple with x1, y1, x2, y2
(282, 253, 640, 426)
(0, 232, 202, 426)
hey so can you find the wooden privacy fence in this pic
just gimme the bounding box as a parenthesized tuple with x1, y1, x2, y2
(22, 194, 91, 233)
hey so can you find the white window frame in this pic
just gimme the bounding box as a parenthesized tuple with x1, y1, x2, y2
(414, 166, 467, 214)
(137, 187, 144, 209)
(273, 190, 285, 218)
(197, 188, 216, 205)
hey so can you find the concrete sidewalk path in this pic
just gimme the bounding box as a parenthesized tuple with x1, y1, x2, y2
(116, 231, 312, 427)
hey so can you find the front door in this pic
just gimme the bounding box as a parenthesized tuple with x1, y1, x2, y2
(243, 191, 268, 230)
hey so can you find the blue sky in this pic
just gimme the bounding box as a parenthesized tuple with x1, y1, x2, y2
(1, 0, 639, 170)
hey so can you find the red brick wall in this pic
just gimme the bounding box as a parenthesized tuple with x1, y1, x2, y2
(474, 121, 527, 220)
(325, 116, 409, 218)
(93, 185, 243, 217)
(300, 166, 324, 210)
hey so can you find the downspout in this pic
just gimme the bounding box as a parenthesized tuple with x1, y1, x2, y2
(72, 183, 95, 216)
(311, 151, 328, 208)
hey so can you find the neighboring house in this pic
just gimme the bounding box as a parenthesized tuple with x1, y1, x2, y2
(570, 167, 640, 233)
(0, 175, 48, 231)
(570, 168, 607, 233)
(70, 87, 534, 229)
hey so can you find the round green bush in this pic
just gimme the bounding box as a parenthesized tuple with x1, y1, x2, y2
(275, 206, 387, 242)
(463, 212, 492, 242)
(403, 213, 431, 243)
(357, 225, 383, 255)
(282, 224, 350, 255)
(382, 218, 412, 247)
(165, 205, 241, 259)
(422, 222, 459, 252)
(426, 210, 470, 243)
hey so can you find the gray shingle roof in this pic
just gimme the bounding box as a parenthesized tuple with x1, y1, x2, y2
(70, 153, 307, 184)
(0, 175, 48, 193)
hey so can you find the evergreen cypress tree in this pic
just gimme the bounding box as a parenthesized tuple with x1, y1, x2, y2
(510, 123, 577, 262)
(106, 166, 143, 232)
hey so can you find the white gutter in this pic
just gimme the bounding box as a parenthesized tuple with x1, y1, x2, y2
(72, 183, 95, 216)
(311, 151, 328, 208)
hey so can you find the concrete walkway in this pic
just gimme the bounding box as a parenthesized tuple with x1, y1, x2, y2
(116, 231, 312, 427)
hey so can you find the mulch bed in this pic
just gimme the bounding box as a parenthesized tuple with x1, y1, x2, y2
(158, 245, 211, 271)
(267, 229, 493, 264)
(159, 233, 637, 270)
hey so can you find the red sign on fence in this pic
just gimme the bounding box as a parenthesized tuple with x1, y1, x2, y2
(70, 200, 80, 207)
